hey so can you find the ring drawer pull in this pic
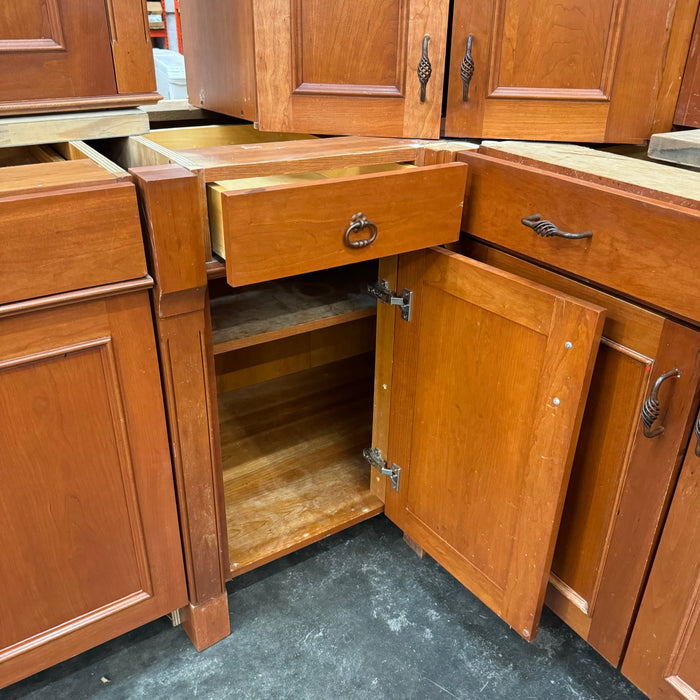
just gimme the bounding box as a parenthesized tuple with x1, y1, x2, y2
(695, 415, 700, 457)
(344, 212, 378, 249)
(521, 214, 593, 240)
(641, 367, 680, 438)
(417, 34, 432, 103)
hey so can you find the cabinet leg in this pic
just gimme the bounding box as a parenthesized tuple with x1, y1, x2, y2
(180, 592, 230, 651)
(403, 532, 426, 559)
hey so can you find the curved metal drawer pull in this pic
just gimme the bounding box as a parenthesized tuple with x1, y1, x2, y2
(521, 214, 593, 240)
(641, 367, 680, 438)
(417, 34, 432, 102)
(461, 34, 475, 101)
(344, 212, 377, 249)
(695, 415, 700, 457)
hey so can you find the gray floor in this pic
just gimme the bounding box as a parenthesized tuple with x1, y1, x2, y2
(6, 516, 646, 700)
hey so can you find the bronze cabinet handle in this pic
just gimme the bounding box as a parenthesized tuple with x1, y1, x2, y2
(695, 415, 700, 457)
(641, 367, 681, 438)
(461, 34, 475, 101)
(417, 34, 432, 103)
(344, 212, 377, 249)
(521, 214, 593, 240)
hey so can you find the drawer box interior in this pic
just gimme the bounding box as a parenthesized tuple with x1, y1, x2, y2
(209, 262, 383, 577)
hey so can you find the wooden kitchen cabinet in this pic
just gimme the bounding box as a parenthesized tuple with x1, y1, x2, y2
(115, 125, 605, 650)
(622, 408, 700, 699)
(675, 4, 700, 127)
(459, 141, 700, 666)
(0, 145, 187, 689)
(0, 0, 159, 115)
(180, 0, 696, 142)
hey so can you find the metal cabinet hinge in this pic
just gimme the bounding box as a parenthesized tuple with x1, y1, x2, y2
(367, 280, 413, 322)
(363, 447, 401, 491)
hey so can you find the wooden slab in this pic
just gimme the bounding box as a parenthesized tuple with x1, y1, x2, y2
(648, 129, 700, 169)
(0, 109, 149, 148)
(210, 265, 376, 354)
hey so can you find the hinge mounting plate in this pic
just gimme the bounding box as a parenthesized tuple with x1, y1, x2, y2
(363, 447, 401, 491)
(367, 279, 413, 322)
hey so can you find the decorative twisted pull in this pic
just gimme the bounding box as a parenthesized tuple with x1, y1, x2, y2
(417, 34, 432, 103)
(695, 415, 700, 457)
(521, 214, 593, 240)
(344, 212, 378, 249)
(641, 367, 680, 438)
(461, 34, 475, 101)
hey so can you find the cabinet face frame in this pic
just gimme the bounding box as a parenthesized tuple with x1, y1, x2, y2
(379, 246, 604, 640)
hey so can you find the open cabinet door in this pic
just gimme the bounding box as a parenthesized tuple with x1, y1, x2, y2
(382, 248, 604, 640)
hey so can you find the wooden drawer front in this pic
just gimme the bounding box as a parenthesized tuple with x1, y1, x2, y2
(460, 152, 700, 324)
(0, 182, 147, 305)
(210, 163, 468, 287)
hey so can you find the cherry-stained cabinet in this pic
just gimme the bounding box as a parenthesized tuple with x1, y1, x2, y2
(0, 146, 187, 689)
(622, 409, 700, 699)
(181, 0, 696, 141)
(383, 248, 603, 641)
(444, 0, 698, 142)
(0, 0, 159, 115)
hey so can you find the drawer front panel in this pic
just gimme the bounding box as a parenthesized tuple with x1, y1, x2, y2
(0, 182, 147, 305)
(215, 163, 468, 287)
(461, 152, 700, 324)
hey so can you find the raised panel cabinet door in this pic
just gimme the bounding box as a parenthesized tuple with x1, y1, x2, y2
(383, 247, 604, 640)
(622, 408, 700, 699)
(444, 0, 684, 142)
(0, 0, 117, 103)
(0, 290, 187, 689)
(253, 0, 450, 138)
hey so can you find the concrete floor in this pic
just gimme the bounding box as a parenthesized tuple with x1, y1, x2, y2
(7, 516, 646, 699)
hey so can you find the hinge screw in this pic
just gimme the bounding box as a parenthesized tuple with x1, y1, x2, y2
(553, 397, 561, 406)
(565, 342, 573, 349)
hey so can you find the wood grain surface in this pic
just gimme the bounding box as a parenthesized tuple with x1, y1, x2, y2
(215, 162, 467, 286)
(384, 247, 604, 641)
(218, 356, 382, 577)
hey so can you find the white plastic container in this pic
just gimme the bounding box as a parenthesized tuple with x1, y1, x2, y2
(152, 48, 187, 100)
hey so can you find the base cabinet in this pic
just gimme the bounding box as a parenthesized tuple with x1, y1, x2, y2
(0, 289, 187, 689)
(622, 410, 700, 698)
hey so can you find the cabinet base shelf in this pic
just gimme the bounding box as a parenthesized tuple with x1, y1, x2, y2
(218, 355, 383, 579)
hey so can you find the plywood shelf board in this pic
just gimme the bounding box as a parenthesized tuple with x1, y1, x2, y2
(0, 109, 149, 148)
(210, 266, 377, 353)
(218, 357, 381, 577)
(648, 129, 700, 169)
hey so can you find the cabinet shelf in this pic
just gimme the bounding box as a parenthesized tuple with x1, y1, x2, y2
(218, 355, 382, 577)
(210, 265, 377, 355)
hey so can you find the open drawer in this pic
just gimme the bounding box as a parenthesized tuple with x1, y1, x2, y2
(106, 124, 471, 285)
(0, 141, 145, 305)
(208, 162, 468, 286)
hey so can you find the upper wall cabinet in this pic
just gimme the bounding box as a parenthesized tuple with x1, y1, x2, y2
(445, 0, 697, 142)
(181, 0, 697, 142)
(0, 0, 158, 115)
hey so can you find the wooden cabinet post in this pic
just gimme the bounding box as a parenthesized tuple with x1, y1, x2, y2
(131, 165, 231, 649)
